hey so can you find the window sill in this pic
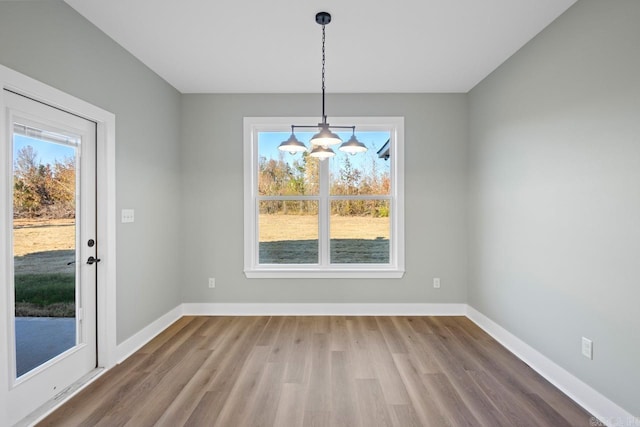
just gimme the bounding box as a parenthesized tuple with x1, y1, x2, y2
(244, 269, 405, 279)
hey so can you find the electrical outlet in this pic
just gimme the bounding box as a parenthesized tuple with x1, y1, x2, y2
(582, 337, 593, 359)
(433, 277, 441, 288)
(208, 278, 216, 288)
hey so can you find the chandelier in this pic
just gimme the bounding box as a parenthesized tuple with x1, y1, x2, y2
(278, 12, 367, 160)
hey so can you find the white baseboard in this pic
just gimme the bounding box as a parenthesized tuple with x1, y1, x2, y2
(466, 305, 634, 426)
(182, 302, 467, 316)
(115, 305, 183, 363)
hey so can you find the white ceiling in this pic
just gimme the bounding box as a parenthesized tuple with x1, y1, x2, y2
(64, 0, 577, 94)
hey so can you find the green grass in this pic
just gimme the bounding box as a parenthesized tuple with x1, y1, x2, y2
(15, 302, 75, 317)
(14, 273, 75, 306)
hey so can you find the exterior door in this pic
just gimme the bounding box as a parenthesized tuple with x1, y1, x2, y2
(3, 89, 98, 419)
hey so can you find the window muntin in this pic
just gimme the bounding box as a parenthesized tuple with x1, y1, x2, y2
(244, 117, 404, 278)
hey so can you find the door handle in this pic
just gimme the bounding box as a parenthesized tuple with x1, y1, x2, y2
(86, 256, 101, 265)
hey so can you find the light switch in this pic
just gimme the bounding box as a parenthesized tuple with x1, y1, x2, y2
(582, 337, 593, 360)
(121, 209, 135, 223)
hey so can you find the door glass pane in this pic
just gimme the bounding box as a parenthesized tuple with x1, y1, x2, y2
(330, 200, 390, 264)
(259, 200, 318, 264)
(13, 124, 79, 377)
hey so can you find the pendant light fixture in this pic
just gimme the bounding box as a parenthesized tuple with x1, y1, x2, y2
(278, 12, 367, 159)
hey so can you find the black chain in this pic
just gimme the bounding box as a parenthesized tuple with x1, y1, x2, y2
(321, 24, 326, 121)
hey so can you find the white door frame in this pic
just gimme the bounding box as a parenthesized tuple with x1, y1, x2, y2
(0, 64, 117, 426)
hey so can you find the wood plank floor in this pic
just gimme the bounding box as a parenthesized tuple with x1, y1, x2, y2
(39, 316, 595, 426)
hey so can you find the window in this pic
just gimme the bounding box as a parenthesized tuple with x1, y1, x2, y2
(244, 117, 404, 278)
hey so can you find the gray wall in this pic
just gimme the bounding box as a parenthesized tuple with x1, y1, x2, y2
(180, 94, 468, 303)
(468, 0, 640, 415)
(0, 1, 183, 343)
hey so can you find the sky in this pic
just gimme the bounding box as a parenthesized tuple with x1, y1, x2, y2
(14, 129, 390, 176)
(13, 135, 76, 167)
(258, 130, 391, 179)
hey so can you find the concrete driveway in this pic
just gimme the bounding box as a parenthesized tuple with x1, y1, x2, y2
(15, 317, 75, 377)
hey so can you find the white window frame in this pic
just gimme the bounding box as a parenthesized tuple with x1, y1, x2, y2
(243, 116, 404, 279)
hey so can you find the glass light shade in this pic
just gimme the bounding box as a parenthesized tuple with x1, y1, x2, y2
(278, 133, 307, 154)
(310, 125, 342, 147)
(339, 135, 367, 154)
(309, 145, 335, 160)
